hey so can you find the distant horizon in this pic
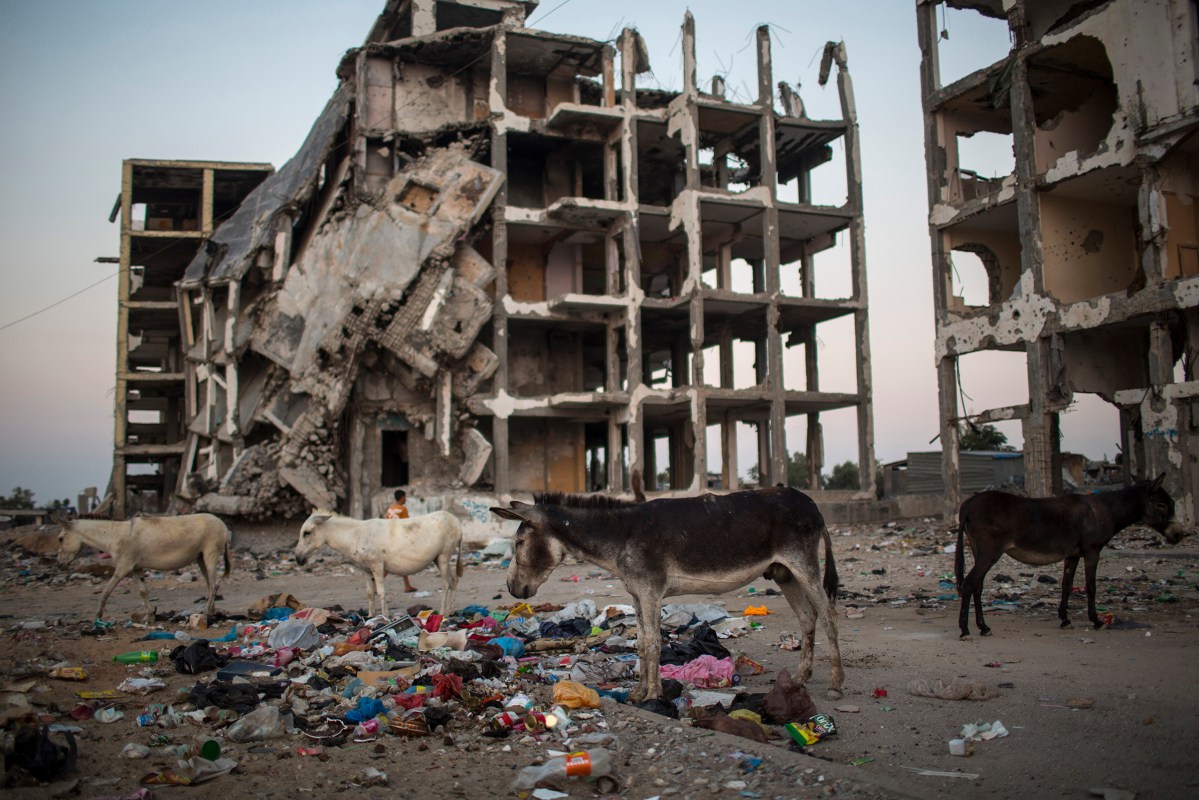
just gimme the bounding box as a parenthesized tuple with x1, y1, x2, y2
(0, 1, 1124, 504)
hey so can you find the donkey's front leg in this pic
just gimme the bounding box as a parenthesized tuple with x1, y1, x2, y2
(630, 592, 663, 703)
(1083, 553, 1104, 630)
(373, 566, 389, 618)
(1059, 556, 1080, 628)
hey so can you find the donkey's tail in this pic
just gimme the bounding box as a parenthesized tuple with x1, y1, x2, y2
(223, 534, 233, 578)
(631, 469, 646, 503)
(455, 534, 464, 579)
(822, 526, 839, 604)
(954, 523, 966, 593)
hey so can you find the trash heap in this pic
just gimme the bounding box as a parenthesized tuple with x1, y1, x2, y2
(9, 591, 844, 793)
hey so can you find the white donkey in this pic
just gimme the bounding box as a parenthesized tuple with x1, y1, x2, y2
(294, 510, 463, 617)
(56, 513, 232, 620)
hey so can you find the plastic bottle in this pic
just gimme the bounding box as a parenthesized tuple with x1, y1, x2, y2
(113, 651, 158, 664)
(512, 748, 618, 791)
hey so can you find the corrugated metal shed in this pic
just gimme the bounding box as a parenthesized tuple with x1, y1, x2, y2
(906, 451, 1024, 495)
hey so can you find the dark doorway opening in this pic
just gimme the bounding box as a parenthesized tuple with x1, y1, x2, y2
(381, 430, 409, 486)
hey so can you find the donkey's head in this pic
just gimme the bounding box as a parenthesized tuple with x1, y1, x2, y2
(490, 501, 567, 599)
(1141, 474, 1187, 544)
(53, 515, 82, 566)
(294, 512, 333, 566)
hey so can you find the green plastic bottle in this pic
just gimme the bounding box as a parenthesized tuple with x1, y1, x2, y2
(113, 650, 158, 664)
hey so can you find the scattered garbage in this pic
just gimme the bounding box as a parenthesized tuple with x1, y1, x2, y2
(761, 669, 816, 723)
(959, 720, 1009, 741)
(908, 677, 996, 701)
(3, 725, 77, 782)
(514, 749, 619, 792)
(948, 738, 973, 756)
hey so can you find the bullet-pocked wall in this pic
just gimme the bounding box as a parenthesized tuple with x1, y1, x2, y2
(916, 0, 1199, 520)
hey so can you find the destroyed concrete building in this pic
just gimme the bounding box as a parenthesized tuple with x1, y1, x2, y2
(917, 1, 1199, 519)
(109, 160, 273, 519)
(110, 0, 876, 519)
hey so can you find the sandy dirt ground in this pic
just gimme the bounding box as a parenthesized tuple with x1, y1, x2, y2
(1, 515, 1197, 800)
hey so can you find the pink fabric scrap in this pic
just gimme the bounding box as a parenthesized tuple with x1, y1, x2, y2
(659, 655, 736, 688)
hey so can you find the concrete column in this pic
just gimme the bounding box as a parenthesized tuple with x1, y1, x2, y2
(1023, 339, 1059, 498)
(1140, 321, 1179, 493)
(936, 356, 962, 518)
(618, 29, 645, 483)
(490, 31, 511, 494)
(834, 45, 876, 497)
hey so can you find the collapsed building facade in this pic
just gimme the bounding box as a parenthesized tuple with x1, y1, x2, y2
(110, 0, 876, 519)
(917, 0, 1199, 519)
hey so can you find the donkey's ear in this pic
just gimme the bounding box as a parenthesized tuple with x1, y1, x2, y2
(49, 511, 68, 527)
(311, 514, 332, 526)
(1151, 473, 1166, 491)
(491, 502, 532, 522)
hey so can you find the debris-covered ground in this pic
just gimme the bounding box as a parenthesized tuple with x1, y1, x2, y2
(2, 518, 1197, 800)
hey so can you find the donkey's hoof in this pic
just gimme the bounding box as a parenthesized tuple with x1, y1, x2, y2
(1092, 620, 1105, 630)
(959, 632, 971, 640)
(826, 688, 843, 701)
(979, 628, 992, 637)
(1060, 620, 1072, 629)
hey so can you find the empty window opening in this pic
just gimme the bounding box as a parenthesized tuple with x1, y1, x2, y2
(945, 223, 1022, 300)
(956, 349, 1030, 416)
(645, 347, 675, 388)
(783, 416, 819, 489)
(507, 134, 606, 209)
(649, 433, 673, 491)
(701, 345, 722, 387)
(638, 121, 685, 206)
(948, 248, 992, 309)
(436, 2, 502, 32)
(777, 140, 847, 208)
(780, 236, 852, 300)
(737, 420, 765, 485)
(954, 131, 1014, 201)
(381, 429, 409, 487)
(933, 4, 1013, 89)
(641, 241, 685, 298)
(781, 316, 858, 395)
(703, 257, 762, 293)
(584, 423, 609, 492)
(806, 406, 862, 488)
(1058, 393, 1121, 474)
(705, 424, 725, 489)
(129, 410, 162, 425)
(732, 339, 762, 389)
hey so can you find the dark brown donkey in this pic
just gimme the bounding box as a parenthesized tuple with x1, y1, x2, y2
(955, 475, 1186, 638)
(492, 486, 844, 702)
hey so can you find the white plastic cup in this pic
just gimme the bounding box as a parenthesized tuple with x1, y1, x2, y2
(948, 738, 970, 756)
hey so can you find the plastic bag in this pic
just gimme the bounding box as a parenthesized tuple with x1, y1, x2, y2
(226, 705, 284, 742)
(267, 619, 321, 650)
(553, 680, 601, 709)
(170, 641, 224, 675)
